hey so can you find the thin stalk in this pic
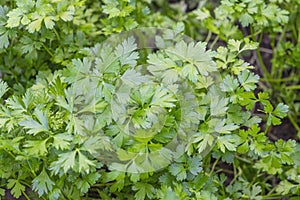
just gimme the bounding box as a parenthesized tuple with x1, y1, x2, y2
(256, 33, 271, 78)
(229, 166, 241, 185)
(205, 31, 212, 43)
(209, 35, 219, 49)
(256, 48, 270, 78)
(288, 114, 300, 133)
(261, 76, 300, 82)
(272, 25, 287, 78)
(21, 190, 31, 200)
(209, 157, 220, 176)
(245, 30, 262, 39)
(53, 28, 61, 41)
(235, 155, 252, 164)
(42, 43, 54, 57)
(286, 85, 300, 90)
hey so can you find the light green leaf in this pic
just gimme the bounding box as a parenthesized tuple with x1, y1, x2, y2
(217, 135, 241, 153)
(27, 17, 43, 33)
(24, 139, 48, 156)
(238, 70, 259, 91)
(44, 16, 56, 29)
(0, 31, 9, 49)
(6, 8, 23, 28)
(167, 40, 216, 76)
(78, 151, 96, 173)
(182, 63, 198, 83)
(0, 80, 8, 98)
(7, 179, 25, 198)
(220, 75, 239, 92)
(273, 103, 288, 118)
(150, 86, 176, 108)
(50, 151, 76, 174)
(52, 133, 73, 150)
(133, 183, 155, 200)
(210, 97, 228, 117)
(32, 169, 55, 196)
(120, 69, 147, 87)
(115, 36, 139, 66)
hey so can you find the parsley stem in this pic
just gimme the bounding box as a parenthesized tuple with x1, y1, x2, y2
(250, 27, 270, 79)
(209, 35, 219, 49)
(256, 48, 270, 78)
(53, 28, 61, 41)
(272, 25, 287, 78)
(287, 114, 300, 134)
(234, 155, 252, 164)
(285, 85, 300, 90)
(204, 31, 212, 43)
(229, 166, 242, 185)
(261, 76, 300, 82)
(209, 157, 220, 176)
(21, 190, 30, 200)
(42, 43, 54, 57)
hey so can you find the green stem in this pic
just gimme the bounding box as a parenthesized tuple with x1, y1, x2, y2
(286, 85, 300, 90)
(53, 28, 61, 41)
(288, 114, 300, 133)
(21, 190, 31, 200)
(256, 47, 270, 78)
(42, 43, 54, 57)
(261, 76, 300, 82)
(209, 35, 219, 49)
(229, 166, 241, 185)
(245, 30, 262, 39)
(256, 33, 270, 79)
(209, 157, 220, 176)
(272, 25, 287, 79)
(235, 155, 252, 164)
(205, 31, 212, 43)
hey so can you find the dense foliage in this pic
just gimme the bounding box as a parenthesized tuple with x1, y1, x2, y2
(0, 0, 299, 199)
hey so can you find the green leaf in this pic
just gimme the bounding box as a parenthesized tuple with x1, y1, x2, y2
(217, 135, 241, 153)
(273, 103, 288, 118)
(187, 156, 202, 175)
(276, 180, 297, 195)
(238, 71, 259, 91)
(182, 63, 198, 82)
(191, 132, 216, 154)
(147, 53, 179, 84)
(6, 8, 23, 28)
(59, 6, 75, 21)
(78, 151, 96, 173)
(169, 163, 187, 181)
(166, 40, 216, 76)
(133, 182, 155, 200)
(114, 36, 139, 66)
(44, 16, 56, 29)
(0, 31, 9, 49)
(120, 69, 147, 87)
(239, 13, 254, 27)
(210, 97, 228, 117)
(32, 168, 55, 196)
(228, 39, 242, 53)
(50, 151, 76, 174)
(220, 75, 239, 92)
(7, 179, 25, 198)
(150, 86, 177, 108)
(212, 119, 239, 134)
(52, 133, 73, 150)
(19, 109, 49, 135)
(81, 135, 112, 154)
(0, 80, 8, 98)
(27, 17, 43, 33)
(24, 139, 48, 156)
